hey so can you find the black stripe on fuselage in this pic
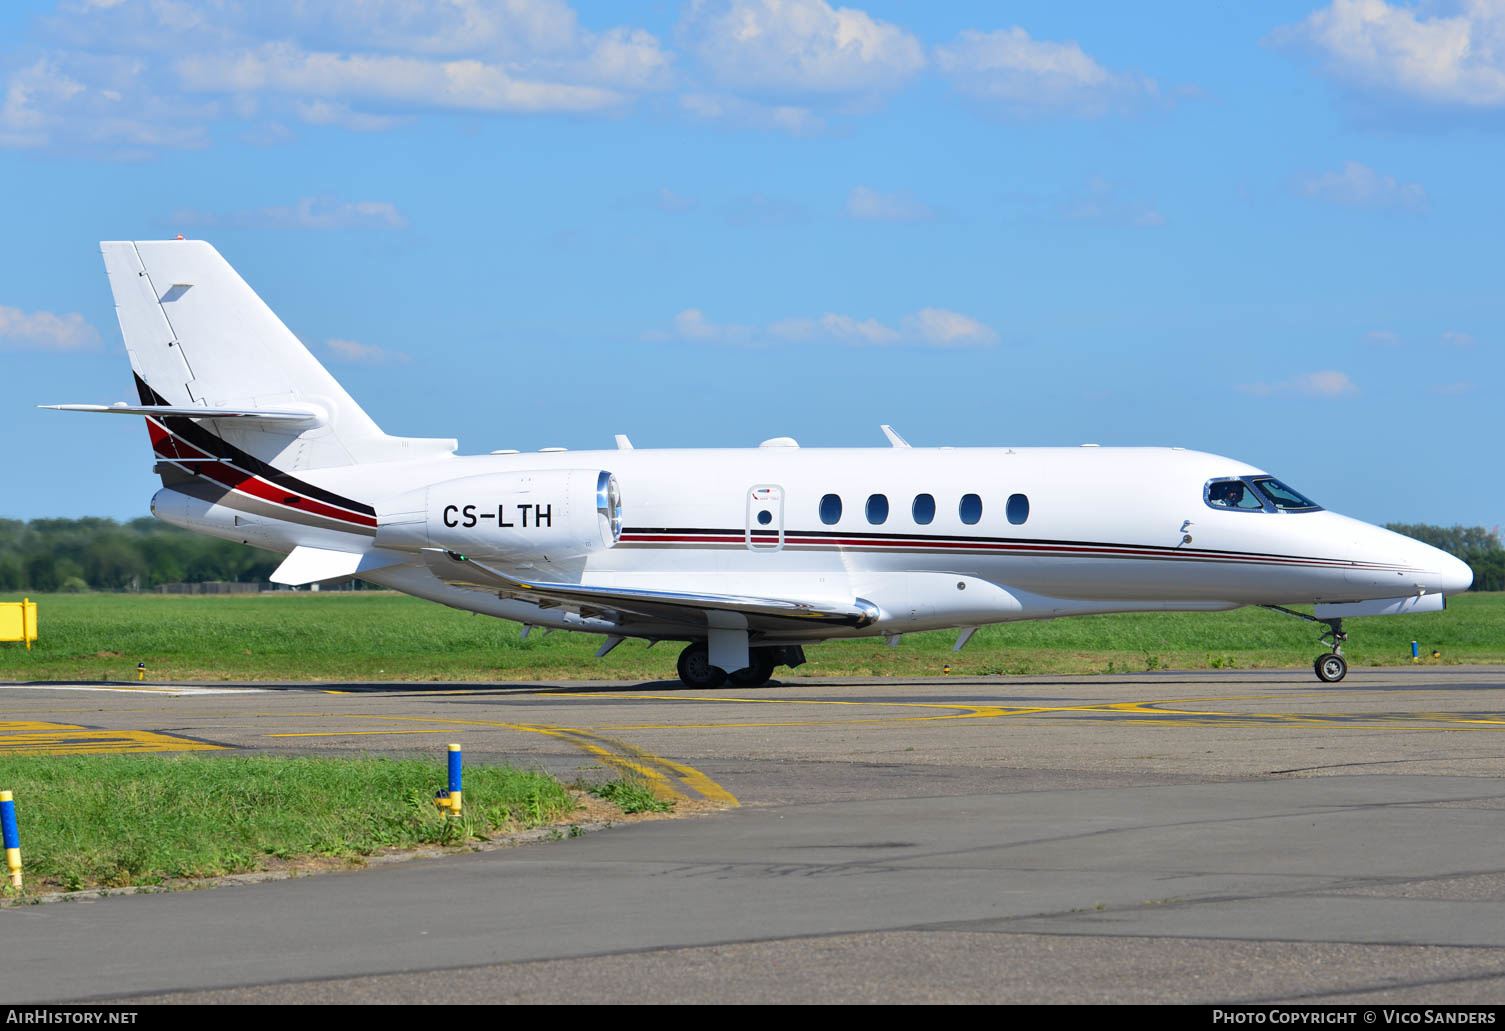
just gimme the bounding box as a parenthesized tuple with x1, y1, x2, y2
(135, 373, 375, 516)
(619, 526, 1413, 572)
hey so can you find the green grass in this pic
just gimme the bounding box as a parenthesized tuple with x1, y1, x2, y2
(588, 779, 675, 814)
(0, 754, 577, 894)
(0, 591, 1501, 682)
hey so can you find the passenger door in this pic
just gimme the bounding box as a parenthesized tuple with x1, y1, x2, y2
(745, 485, 785, 552)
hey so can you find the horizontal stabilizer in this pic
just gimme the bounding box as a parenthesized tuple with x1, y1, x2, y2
(421, 549, 878, 631)
(271, 545, 411, 586)
(40, 403, 321, 424)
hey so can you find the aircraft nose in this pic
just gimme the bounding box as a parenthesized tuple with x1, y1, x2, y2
(1434, 548, 1475, 595)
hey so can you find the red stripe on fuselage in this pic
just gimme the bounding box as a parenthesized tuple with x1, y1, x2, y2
(616, 531, 1409, 572)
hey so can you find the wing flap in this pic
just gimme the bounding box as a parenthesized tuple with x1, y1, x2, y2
(421, 549, 878, 631)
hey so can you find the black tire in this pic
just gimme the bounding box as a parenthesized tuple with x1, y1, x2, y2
(677, 643, 727, 689)
(728, 649, 777, 687)
(1314, 653, 1348, 683)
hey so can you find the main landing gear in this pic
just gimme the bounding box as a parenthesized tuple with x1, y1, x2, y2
(675, 643, 803, 689)
(1261, 606, 1348, 683)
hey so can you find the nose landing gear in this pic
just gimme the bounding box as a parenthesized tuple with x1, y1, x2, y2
(1262, 606, 1348, 682)
(1313, 619, 1348, 682)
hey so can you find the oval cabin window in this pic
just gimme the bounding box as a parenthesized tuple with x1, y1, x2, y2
(959, 494, 982, 525)
(912, 494, 935, 525)
(819, 494, 842, 525)
(1006, 493, 1029, 525)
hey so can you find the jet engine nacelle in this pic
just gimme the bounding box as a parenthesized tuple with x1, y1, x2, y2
(376, 469, 621, 564)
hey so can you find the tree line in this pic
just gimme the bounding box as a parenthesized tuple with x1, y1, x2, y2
(0, 517, 1499, 593)
(0, 517, 280, 591)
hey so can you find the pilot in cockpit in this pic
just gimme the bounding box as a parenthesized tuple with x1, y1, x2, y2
(1208, 481, 1245, 508)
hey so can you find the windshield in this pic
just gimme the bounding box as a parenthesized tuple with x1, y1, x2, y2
(1249, 477, 1322, 511)
(1205, 476, 1324, 513)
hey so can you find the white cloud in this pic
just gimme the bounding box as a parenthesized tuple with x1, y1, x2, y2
(1441, 330, 1476, 348)
(326, 338, 410, 364)
(165, 198, 410, 231)
(0, 55, 215, 153)
(677, 0, 925, 97)
(935, 26, 1158, 118)
(1238, 370, 1360, 398)
(679, 92, 823, 135)
(0, 306, 101, 350)
(671, 308, 756, 345)
(5, 1, 672, 153)
(1270, 0, 1505, 110)
(173, 46, 630, 115)
(653, 306, 997, 349)
(1300, 161, 1427, 210)
(845, 185, 933, 222)
(901, 308, 998, 348)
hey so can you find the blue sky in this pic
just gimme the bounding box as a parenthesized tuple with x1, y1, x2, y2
(0, 0, 1500, 529)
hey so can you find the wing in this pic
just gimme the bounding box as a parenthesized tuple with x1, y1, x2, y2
(421, 549, 878, 632)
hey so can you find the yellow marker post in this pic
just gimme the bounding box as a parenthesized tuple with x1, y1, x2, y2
(1, 790, 21, 891)
(137, 662, 146, 682)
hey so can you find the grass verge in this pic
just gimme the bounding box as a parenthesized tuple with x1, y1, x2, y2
(0, 754, 580, 894)
(0, 591, 1501, 682)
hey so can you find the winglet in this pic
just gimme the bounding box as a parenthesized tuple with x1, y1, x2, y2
(880, 425, 911, 448)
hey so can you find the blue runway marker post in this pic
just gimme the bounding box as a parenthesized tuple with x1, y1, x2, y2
(1412, 641, 1420, 663)
(434, 743, 462, 818)
(1, 790, 21, 890)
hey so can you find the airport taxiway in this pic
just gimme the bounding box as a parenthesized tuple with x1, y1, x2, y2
(5, 667, 1505, 1004)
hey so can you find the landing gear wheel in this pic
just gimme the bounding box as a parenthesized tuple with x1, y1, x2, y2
(728, 649, 777, 687)
(677, 643, 727, 689)
(1314, 653, 1348, 683)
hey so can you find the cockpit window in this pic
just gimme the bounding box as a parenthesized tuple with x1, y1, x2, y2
(1205, 479, 1264, 510)
(1249, 477, 1322, 511)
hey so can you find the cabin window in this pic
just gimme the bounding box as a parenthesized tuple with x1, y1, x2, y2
(912, 494, 935, 525)
(819, 494, 842, 525)
(866, 494, 889, 525)
(1006, 493, 1029, 525)
(756, 509, 773, 525)
(959, 493, 983, 525)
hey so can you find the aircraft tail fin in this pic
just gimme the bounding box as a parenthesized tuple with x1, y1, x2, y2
(98, 240, 454, 472)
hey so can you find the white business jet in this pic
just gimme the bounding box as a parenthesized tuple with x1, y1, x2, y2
(44, 241, 1472, 687)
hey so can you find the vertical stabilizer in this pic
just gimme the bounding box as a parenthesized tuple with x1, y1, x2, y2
(101, 240, 454, 471)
